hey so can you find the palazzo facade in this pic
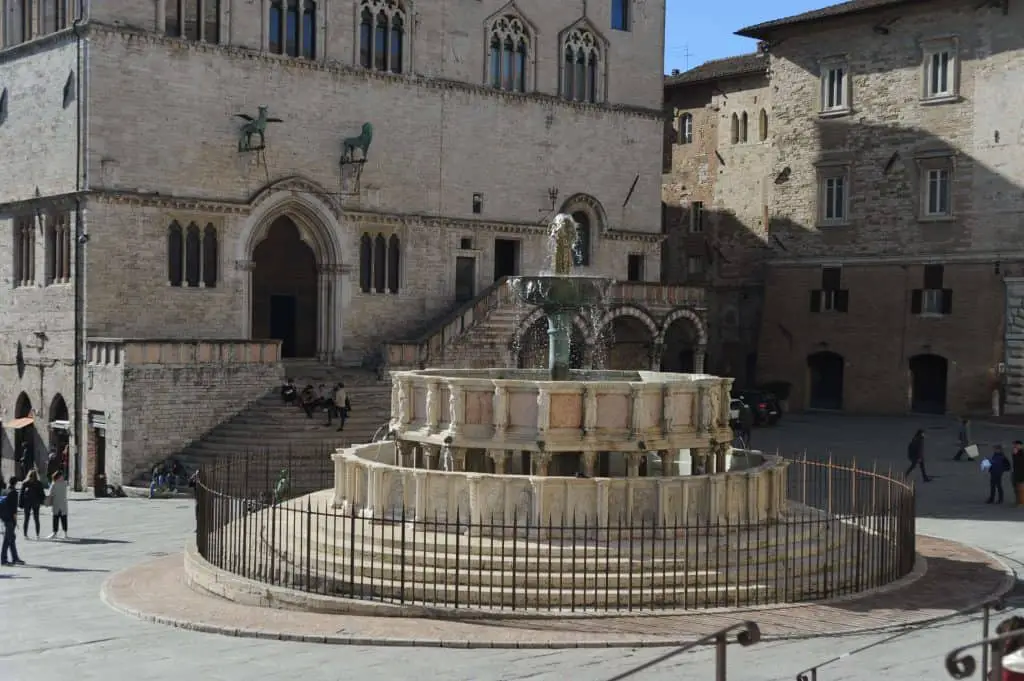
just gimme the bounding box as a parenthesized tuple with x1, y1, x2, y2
(0, 0, 710, 485)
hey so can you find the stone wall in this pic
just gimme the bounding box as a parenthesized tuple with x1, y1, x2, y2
(85, 339, 284, 484)
(663, 65, 772, 384)
(753, 0, 1024, 412)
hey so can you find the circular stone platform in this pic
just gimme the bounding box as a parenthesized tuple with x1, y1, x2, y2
(100, 535, 1014, 649)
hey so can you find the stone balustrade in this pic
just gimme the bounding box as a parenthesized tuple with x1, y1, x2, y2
(333, 441, 789, 527)
(87, 338, 281, 366)
(389, 368, 734, 453)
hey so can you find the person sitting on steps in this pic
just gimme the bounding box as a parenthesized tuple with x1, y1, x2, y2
(280, 378, 297, 405)
(298, 384, 316, 418)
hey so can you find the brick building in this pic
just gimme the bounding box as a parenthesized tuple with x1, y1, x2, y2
(737, 0, 1024, 416)
(662, 52, 772, 386)
(0, 0, 711, 486)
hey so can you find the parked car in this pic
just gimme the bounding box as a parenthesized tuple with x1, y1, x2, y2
(729, 398, 745, 424)
(733, 390, 782, 426)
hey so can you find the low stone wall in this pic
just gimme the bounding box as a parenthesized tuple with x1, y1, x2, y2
(333, 442, 789, 527)
(86, 338, 284, 484)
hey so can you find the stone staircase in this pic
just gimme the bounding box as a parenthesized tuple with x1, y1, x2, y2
(131, 364, 393, 486)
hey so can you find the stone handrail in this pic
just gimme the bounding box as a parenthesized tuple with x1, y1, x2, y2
(384, 281, 705, 369)
(87, 338, 282, 366)
(332, 441, 790, 528)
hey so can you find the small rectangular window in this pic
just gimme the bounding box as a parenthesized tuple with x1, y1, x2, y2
(923, 264, 944, 290)
(689, 201, 703, 233)
(686, 255, 703, 276)
(820, 64, 848, 113)
(472, 193, 482, 214)
(922, 41, 958, 101)
(627, 254, 644, 282)
(925, 168, 951, 216)
(611, 0, 630, 31)
(820, 174, 847, 223)
(821, 266, 841, 291)
(459, 237, 473, 250)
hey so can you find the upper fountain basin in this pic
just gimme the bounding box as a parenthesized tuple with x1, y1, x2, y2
(509, 275, 616, 312)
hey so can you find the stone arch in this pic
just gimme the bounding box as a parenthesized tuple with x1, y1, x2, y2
(48, 394, 68, 422)
(15, 392, 32, 419)
(13, 392, 36, 474)
(514, 307, 592, 341)
(590, 304, 658, 344)
(655, 307, 708, 347)
(48, 393, 71, 460)
(559, 193, 608, 233)
(240, 176, 346, 361)
(656, 307, 708, 374)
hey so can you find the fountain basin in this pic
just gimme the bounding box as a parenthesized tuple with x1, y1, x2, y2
(389, 368, 733, 453)
(509, 275, 616, 312)
(333, 441, 789, 526)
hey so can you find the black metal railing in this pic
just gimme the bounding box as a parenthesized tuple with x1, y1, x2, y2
(195, 449, 916, 612)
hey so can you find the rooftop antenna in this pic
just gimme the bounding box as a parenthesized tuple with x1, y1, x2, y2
(683, 44, 693, 70)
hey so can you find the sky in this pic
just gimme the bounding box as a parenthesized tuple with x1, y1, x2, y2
(663, 0, 833, 73)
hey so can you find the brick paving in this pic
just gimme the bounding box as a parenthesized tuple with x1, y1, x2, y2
(101, 534, 1013, 648)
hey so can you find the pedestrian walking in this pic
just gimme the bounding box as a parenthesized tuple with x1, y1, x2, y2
(327, 383, 350, 432)
(738, 402, 754, 448)
(905, 429, 932, 482)
(987, 445, 1011, 504)
(46, 470, 69, 539)
(19, 469, 45, 538)
(0, 476, 24, 565)
(953, 417, 972, 460)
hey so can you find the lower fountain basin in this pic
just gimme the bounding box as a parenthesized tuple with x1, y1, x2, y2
(509, 275, 616, 312)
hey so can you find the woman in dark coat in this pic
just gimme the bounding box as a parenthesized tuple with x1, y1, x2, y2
(19, 469, 45, 538)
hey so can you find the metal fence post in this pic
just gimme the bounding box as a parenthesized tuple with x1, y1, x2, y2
(715, 632, 728, 681)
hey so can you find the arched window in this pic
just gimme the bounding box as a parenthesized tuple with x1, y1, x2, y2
(301, 0, 316, 58)
(359, 233, 373, 292)
(730, 113, 739, 144)
(359, 0, 405, 72)
(285, 0, 299, 56)
(45, 212, 71, 284)
(571, 211, 591, 267)
(185, 222, 201, 287)
(167, 221, 183, 286)
(678, 112, 693, 144)
(740, 111, 748, 142)
(488, 15, 529, 93)
(269, 0, 283, 53)
(387, 234, 400, 293)
(202, 224, 218, 288)
(562, 28, 600, 103)
(373, 234, 387, 293)
(759, 108, 768, 141)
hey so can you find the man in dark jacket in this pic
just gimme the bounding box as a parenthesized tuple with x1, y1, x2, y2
(904, 429, 932, 482)
(0, 477, 24, 565)
(1012, 441, 1024, 506)
(988, 445, 1011, 504)
(738, 403, 755, 448)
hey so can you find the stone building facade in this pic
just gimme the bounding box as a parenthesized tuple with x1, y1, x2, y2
(738, 0, 1024, 415)
(0, 0, 711, 485)
(662, 52, 772, 385)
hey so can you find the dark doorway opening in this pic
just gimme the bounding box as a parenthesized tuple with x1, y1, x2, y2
(455, 256, 476, 302)
(493, 239, 519, 281)
(91, 428, 106, 490)
(269, 295, 299, 358)
(909, 354, 948, 414)
(252, 217, 318, 358)
(807, 351, 844, 410)
(13, 392, 35, 477)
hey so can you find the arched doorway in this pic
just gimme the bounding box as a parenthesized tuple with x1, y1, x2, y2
(252, 216, 318, 358)
(13, 392, 36, 475)
(48, 394, 70, 462)
(516, 316, 587, 370)
(595, 314, 656, 371)
(660, 316, 702, 373)
(807, 352, 844, 410)
(909, 354, 948, 414)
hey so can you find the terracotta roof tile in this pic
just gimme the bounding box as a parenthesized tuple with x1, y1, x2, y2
(736, 0, 931, 39)
(665, 52, 767, 87)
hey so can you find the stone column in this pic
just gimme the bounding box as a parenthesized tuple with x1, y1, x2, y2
(453, 447, 468, 472)
(660, 450, 677, 476)
(695, 344, 707, 374)
(488, 449, 510, 474)
(235, 260, 255, 339)
(316, 267, 328, 360)
(626, 452, 642, 477)
(396, 440, 414, 467)
(629, 386, 644, 439)
(583, 385, 598, 440)
(714, 442, 729, 474)
(423, 444, 440, 470)
(581, 451, 597, 478)
(649, 342, 664, 371)
(533, 453, 551, 476)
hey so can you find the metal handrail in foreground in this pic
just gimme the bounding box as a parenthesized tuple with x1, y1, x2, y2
(601, 621, 761, 681)
(946, 625, 1024, 680)
(795, 598, 1005, 681)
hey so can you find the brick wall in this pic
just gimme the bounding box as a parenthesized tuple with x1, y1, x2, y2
(758, 262, 1003, 415)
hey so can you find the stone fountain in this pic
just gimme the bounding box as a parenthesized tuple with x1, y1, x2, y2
(333, 214, 786, 527)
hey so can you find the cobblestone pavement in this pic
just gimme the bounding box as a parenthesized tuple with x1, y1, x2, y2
(5, 413, 1024, 681)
